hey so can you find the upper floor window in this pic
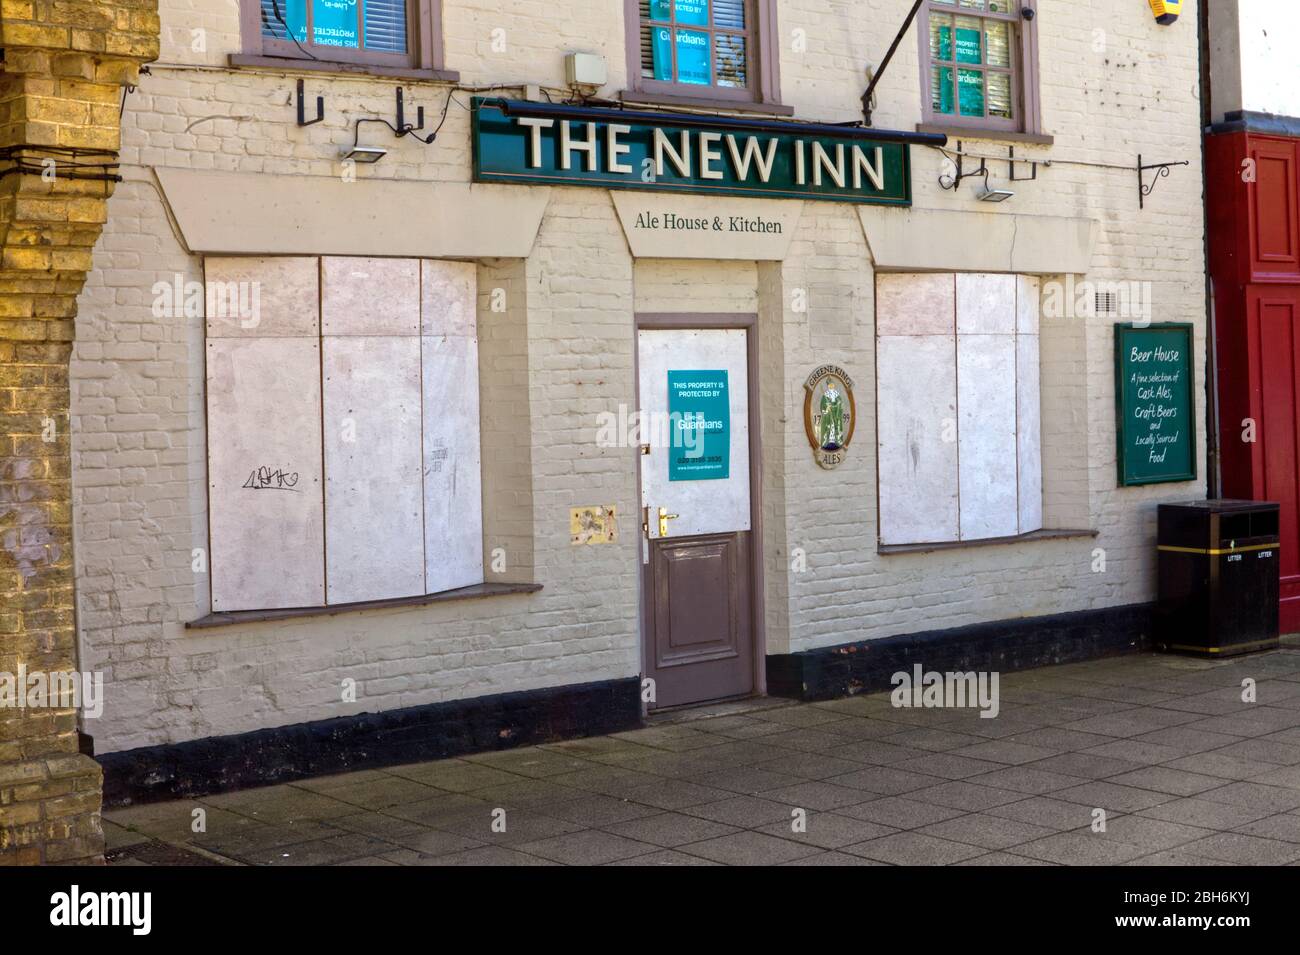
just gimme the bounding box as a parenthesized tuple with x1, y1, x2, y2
(238, 0, 451, 76)
(919, 0, 1042, 136)
(626, 0, 784, 110)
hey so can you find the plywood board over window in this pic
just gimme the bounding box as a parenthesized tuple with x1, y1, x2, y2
(322, 257, 425, 604)
(876, 271, 1042, 546)
(876, 272, 959, 544)
(421, 260, 483, 594)
(205, 257, 325, 611)
(956, 272, 1018, 540)
(204, 255, 484, 613)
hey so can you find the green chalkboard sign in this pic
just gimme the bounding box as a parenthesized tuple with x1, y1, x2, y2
(1114, 323, 1196, 486)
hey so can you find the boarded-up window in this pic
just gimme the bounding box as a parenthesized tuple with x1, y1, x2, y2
(876, 272, 1041, 545)
(204, 256, 483, 611)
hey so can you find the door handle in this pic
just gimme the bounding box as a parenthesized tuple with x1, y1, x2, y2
(642, 506, 680, 538)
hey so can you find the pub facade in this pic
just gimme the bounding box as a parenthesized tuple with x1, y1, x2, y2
(69, 0, 1210, 798)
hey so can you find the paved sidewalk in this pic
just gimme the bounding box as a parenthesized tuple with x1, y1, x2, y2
(104, 650, 1300, 866)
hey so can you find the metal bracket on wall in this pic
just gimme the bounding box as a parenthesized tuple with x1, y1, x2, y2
(296, 79, 324, 127)
(938, 141, 985, 191)
(1009, 146, 1038, 182)
(1138, 154, 1189, 209)
(860, 0, 925, 125)
(392, 88, 437, 143)
(394, 88, 424, 138)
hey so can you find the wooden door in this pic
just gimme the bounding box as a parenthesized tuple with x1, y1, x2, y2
(1250, 288, 1300, 631)
(637, 325, 756, 709)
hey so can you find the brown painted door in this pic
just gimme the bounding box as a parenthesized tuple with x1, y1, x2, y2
(637, 327, 755, 709)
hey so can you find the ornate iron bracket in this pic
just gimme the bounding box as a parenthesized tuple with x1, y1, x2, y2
(1138, 154, 1189, 209)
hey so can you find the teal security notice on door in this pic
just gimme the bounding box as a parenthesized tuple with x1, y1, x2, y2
(668, 371, 729, 481)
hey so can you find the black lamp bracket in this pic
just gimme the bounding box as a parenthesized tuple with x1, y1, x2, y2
(1009, 146, 1038, 182)
(296, 78, 324, 127)
(394, 88, 433, 141)
(1138, 155, 1189, 209)
(938, 141, 985, 191)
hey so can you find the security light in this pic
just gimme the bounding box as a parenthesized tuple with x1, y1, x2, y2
(341, 144, 387, 164)
(977, 185, 1015, 203)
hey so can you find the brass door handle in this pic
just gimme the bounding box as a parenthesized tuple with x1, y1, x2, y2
(658, 507, 679, 537)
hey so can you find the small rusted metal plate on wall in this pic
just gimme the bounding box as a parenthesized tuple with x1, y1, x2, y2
(571, 506, 617, 545)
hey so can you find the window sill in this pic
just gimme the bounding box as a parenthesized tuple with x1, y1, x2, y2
(619, 90, 795, 117)
(229, 54, 460, 83)
(878, 527, 1097, 556)
(916, 123, 1054, 146)
(186, 581, 542, 630)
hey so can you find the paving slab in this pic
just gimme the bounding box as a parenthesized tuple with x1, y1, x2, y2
(105, 648, 1300, 866)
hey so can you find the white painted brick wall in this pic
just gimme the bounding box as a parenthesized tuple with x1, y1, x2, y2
(73, 1, 1207, 751)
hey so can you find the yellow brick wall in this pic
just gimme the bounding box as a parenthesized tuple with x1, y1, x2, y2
(0, 0, 158, 864)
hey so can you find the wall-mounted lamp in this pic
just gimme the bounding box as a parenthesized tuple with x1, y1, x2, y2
(341, 144, 387, 164)
(938, 142, 1036, 203)
(1148, 0, 1181, 25)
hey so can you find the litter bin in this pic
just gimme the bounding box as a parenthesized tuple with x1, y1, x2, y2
(1156, 500, 1280, 656)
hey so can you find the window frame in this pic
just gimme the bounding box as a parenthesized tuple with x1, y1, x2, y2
(236, 0, 455, 79)
(917, 0, 1042, 137)
(622, 0, 787, 114)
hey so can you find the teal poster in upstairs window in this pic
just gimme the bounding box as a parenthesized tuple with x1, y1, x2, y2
(958, 69, 985, 116)
(956, 27, 981, 64)
(676, 29, 711, 84)
(649, 1, 711, 82)
(313, 0, 358, 48)
(674, 0, 710, 26)
(263, 0, 307, 41)
(936, 66, 983, 115)
(935, 25, 982, 64)
(651, 24, 672, 80)
(668, 371, 730, 481)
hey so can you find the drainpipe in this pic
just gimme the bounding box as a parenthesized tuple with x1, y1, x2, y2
(1198, 0, 1221, 499)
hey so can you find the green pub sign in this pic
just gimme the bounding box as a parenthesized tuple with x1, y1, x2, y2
(472, 99, 912, 205)
(1114, 323, 1196, 486)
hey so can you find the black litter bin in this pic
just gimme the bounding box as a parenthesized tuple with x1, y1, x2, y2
(1156, 500, 1280, 656)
